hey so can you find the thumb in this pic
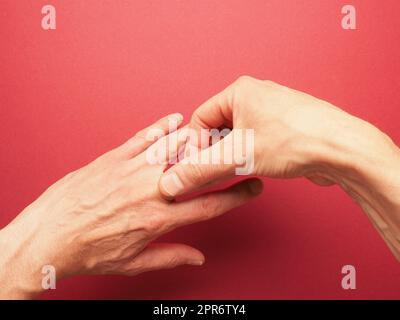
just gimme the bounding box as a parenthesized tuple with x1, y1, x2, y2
(158, 134, 239, 199)
(129, 243, 205, 275)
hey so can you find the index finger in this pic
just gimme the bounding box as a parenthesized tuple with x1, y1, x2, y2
(189, 83, 235, 144)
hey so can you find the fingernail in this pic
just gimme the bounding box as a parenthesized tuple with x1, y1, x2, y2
(169, 113, 183, 123)
(249, 179, 263, 195)
(160, 172, 184, 197)
(188, 260, 204, 266)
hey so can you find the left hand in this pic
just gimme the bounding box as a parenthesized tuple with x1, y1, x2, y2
(0, 113, 263, 299)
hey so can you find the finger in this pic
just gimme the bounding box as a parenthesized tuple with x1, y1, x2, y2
(170, 178, 263, 228)
(114, 113, 184, 159)
(127, 243, 205, 275)
(141, 125, 190, 168)
(158, 133, 240, 199)
(188, 84, 234, 147)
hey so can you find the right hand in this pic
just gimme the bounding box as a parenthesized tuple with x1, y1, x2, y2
(159, 75, 395, 197)
(158, 76, 400, 261)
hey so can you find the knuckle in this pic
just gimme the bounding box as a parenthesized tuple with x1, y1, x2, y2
(143, 213, 166, 234)
(234, 75, 256, 88)
(199, 195, 221, 218)
(231, 75, 257, 105)
(184, 164, 205, 185)
(236, 74, 253, 83)
(134, 130, 149, 142)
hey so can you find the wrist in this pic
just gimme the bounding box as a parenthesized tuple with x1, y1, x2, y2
(320, 114, 400, 203)
(0, 221, 45, 299)
(0, 199, 88, 299)
(308, 110, 400, 259)
(0, 203, 70, 299)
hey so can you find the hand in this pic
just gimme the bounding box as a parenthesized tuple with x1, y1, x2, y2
(0, 113, 263, 299)
(159, 76, 400, 260)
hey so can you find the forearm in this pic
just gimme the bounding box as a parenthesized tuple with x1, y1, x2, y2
(312, 111, 400, 260)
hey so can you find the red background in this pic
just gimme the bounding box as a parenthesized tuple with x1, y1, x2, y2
(1, 0, 400, 299)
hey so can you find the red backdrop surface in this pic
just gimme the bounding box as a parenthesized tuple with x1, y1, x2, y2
(1, 0, 400, 299)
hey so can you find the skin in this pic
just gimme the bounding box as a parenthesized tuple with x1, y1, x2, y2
(0, 113, 263, 299)
(159, 76, 400, 261)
